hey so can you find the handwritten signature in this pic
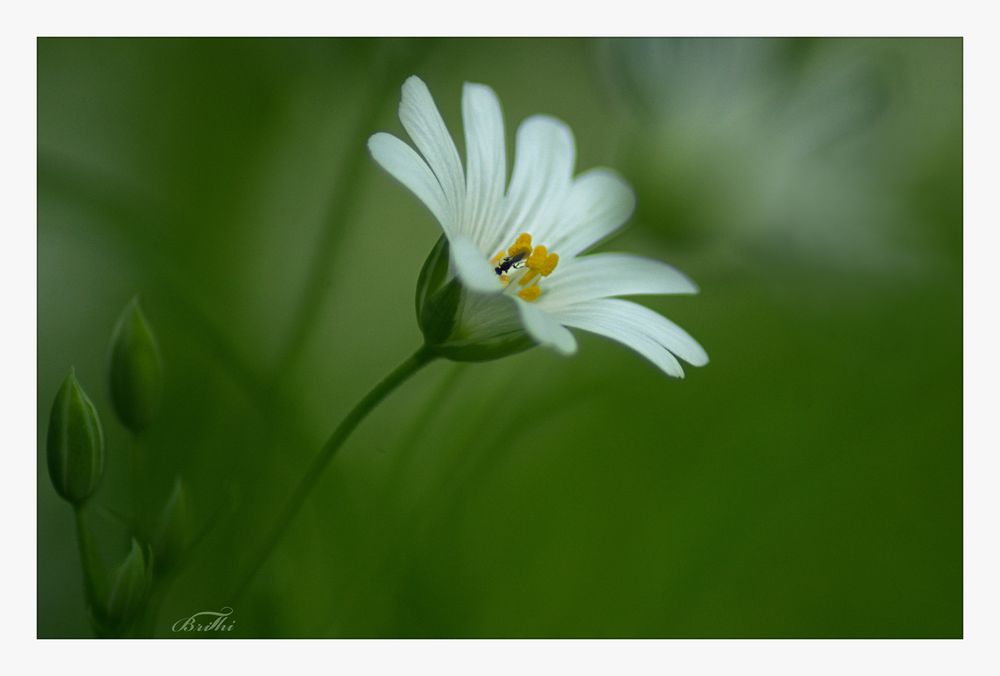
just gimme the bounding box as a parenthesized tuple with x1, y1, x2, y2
(172, 606, 236, 633)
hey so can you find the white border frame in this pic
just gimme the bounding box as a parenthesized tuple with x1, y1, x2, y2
(7, 1, 995, 673)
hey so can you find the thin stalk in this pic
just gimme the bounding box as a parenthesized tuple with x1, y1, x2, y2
(232, 345, 437, 600)
(129, 434, 141, 534)
(73, 506, 107, 636)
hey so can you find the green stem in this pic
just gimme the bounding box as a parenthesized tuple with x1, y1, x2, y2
(233, 345, 437, 600)
(137, 565, 177, 637)
(73, 506, 108, 634)
(129, 434, 141, 534)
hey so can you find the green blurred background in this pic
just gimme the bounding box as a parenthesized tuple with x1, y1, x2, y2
(37, 38, 961, 638)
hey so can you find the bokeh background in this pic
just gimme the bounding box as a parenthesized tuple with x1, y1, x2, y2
(37, 37, 961, 638)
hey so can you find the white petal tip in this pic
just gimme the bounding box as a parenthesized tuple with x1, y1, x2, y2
(366, 132, 392, 154)
(463, 81, 492, 94)
(540, 331, 578, 356)
(516, 300, 578, 356)
(683, 341, 710, 368)
(543, 325, 578, 356)
(523, 113, 572, 132)
(551, 339, 578, 357)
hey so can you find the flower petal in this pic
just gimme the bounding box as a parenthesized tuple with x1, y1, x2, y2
(515, 298, 578, 355)
(552, 298, 708, 377)
(539, 252, 698, 309)
(462, 82, 507, 252)
(548, 169, 636, 258)
(451, 233, 500, 294)
(368, 132, 452, 230)
(490, 115, 576, 256)
(399, 76, 466, 229)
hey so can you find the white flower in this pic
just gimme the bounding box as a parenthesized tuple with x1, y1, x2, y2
(368, 76, 708, 377)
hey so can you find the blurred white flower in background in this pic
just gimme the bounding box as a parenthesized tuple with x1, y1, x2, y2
(600, 38, 923, 271)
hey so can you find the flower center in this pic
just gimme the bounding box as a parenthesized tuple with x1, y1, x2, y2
(490, 232, 560, 302)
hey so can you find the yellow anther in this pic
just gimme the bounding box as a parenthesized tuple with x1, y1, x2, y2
(517, 285, 542, 302)
(541, 252, 559, 276)
(508, 232, 533, 258)
(491, 250, 506, 266)
(519, 269, 539, 286)
(524, 243, 560, 278)
(499, 273, 510, 286)
(526, 244, 548, 271)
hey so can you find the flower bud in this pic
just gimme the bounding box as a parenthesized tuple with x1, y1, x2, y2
(154, 477, 192, 571)
(47, 370, 105, 505)
(105, 539, 150, 629)
(108, 297, 163, 433)
(415, 237, 534, 362)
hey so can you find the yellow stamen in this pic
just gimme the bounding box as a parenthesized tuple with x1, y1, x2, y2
(540, 252, 559, 276)
(508, 232, 533, 258)
(524, 246, 558, 277)
(526, 245, 548, 270)
(517, 285, 542, 302)
(493, 232, 559, 299)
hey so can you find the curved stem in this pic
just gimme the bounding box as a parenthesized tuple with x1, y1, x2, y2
(233, 345, 437, 600)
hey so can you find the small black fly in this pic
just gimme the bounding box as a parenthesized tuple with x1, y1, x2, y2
(494, 251, 528, 276)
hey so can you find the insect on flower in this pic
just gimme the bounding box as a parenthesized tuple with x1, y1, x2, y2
(493, 251, 527, 276)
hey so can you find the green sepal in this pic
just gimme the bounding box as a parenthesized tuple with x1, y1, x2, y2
(415, 235, 458, 344)
(429, 332, 535, 362)
(47, 370, 105, 505)
(108, 297, 163, 433)
(105, 538, 151, 631)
